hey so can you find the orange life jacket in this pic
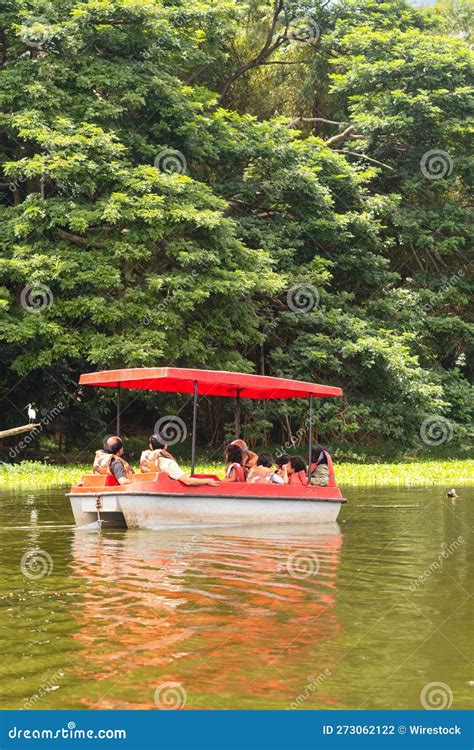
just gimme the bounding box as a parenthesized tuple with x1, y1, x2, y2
(93, 450, 133, 478)
(288, 470, 308, 486)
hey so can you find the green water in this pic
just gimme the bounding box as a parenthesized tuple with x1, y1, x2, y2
(0, 485, 472, 710)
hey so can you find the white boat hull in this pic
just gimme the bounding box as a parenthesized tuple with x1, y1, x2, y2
(69, 491, 344, 529)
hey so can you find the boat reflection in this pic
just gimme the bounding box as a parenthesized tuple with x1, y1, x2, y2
(69, 524, 343, 709)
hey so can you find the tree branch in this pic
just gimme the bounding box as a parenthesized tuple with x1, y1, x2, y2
(337, 150, 395, 170)
(326, 125, 356, 148)
(215, 0, 287, 105)
(55, 228, 106, 248)
(290, 117, 348, 127)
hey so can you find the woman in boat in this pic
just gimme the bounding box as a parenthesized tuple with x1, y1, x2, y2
(310, 444, 332, 486)
(224, 443, 245, 482)
(93, 436, 134, 485)
(246, 452, 278, 484)
(147, 435, 220, 487)
(140, 435, 174, 472)
(230, 439, 257, 478)
(286, 455, 308, 486)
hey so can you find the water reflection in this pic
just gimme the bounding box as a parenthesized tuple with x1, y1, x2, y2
(69, 525, 343, 709)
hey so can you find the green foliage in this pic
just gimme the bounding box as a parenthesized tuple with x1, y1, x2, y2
(0, 0, 472, 453)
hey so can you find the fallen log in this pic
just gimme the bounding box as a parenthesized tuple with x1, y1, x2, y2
(0, 424, 41, 439)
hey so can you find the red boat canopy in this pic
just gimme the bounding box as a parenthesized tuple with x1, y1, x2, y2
(79, 368, 342, 400)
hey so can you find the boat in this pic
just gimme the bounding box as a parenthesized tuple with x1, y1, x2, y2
(68, 367, 348, 529)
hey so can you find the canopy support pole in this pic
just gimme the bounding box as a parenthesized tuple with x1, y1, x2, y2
(307, 393, 313, 484)
(191, 380, 198, 476)
(235, 389, 241, 439)
(116, 384, 121, 435)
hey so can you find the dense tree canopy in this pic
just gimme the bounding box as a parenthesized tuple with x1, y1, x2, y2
(0, 0, 472, 455)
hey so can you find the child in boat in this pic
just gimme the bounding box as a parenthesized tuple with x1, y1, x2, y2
(310, 444, 331, 486)
(230, 439, 257, 478)
(246, 452, 280, 484)
(140, 435, 174, 472)
(286, 456, 308, 486)
(224, 443, 245, 482)
(268, 453, 289, 484)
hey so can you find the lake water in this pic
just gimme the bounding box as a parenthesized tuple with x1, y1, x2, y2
(0, 485, 472, 710)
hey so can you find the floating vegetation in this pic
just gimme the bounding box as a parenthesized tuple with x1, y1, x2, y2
(0, 459, 472, 489)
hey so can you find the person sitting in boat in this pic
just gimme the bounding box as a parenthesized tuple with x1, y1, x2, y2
(284, 455, 308, 486)
(247, 452, 284, 484)
(230, 439, 257, 478)
(224, 443, 245, 482)
(310, 444, 332, 486)
(146, 434, 220, 487)
(140, 435, 175, 472)
(271, 453, 289, 484)
(93, 436, 134, 485)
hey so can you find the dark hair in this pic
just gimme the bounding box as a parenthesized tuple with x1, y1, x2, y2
(289, 455, 306, 473)
(226, 444, 243, 464)
(275, 453, 289, 467)
(257, 452, 273, 468)
(311, 444, 328, 465)
(104, 435, 123, 455)
(149, 434, 165, 450)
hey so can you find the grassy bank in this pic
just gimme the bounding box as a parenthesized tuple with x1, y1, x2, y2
(0, 459, 472, 489)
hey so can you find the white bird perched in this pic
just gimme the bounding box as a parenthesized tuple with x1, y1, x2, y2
(25, 403, 37, 421)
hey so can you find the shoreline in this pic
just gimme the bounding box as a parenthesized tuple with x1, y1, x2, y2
(0, 459, 472, 489)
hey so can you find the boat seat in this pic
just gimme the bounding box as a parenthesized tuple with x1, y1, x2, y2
(81, 474, 108, 487)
